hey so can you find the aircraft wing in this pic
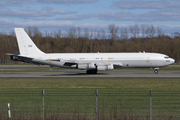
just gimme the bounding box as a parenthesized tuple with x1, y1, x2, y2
(57, 59, 123, 69)
(113, 63, 123, 68)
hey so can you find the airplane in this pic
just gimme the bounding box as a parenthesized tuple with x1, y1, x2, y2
(7, 28, 175, 74)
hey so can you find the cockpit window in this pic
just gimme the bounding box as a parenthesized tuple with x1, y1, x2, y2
(164, 56, 170, 59)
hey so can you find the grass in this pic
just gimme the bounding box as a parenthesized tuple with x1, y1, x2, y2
(0, 78, 180, 119)
(0, 78, 180, 90)
(0, 69, 180, 119)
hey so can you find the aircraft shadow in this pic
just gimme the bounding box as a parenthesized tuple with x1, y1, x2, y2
(44, 73, 108, 76)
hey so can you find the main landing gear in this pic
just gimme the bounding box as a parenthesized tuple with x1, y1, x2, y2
(86, 69, 97, 74)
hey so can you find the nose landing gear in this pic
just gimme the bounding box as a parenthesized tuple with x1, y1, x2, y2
(154, 68, 159, 74)
(154, 69, 158, 74)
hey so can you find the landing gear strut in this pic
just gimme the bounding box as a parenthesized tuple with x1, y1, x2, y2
(154, 69, 158, 74)
(86, 69, 97, 74)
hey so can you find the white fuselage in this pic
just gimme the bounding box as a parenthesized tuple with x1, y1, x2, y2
(29, 52, 175, 69)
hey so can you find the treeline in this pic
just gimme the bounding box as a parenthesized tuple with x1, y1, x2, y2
(0, 24, 180, 63)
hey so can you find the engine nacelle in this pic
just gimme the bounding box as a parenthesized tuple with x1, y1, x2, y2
(97, 64, 114, 70)
(78, 63, 96, 69)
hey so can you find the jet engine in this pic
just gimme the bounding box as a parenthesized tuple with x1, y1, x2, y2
(97, 64, 114, 70)
(77, 63, 96, 69)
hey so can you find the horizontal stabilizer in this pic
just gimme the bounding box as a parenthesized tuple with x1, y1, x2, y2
(6, 53, 33, 63)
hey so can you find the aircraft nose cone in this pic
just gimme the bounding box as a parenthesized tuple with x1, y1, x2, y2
(172, 59, 175, 64)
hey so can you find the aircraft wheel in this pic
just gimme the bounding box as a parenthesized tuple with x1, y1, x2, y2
(86, 70, 91, 74)
(154, 69, 158, 74)
(86, 70, 97, 74)
(92, 70, 97, 74)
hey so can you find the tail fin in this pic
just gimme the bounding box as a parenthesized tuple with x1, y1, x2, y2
(15, 28, 45, 56)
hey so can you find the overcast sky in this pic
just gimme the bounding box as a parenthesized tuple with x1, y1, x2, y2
(0, 0, 180, 35)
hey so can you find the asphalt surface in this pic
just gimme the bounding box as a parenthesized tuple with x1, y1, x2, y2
(0, 65, 180, 78)
(0, 70, 180, 78)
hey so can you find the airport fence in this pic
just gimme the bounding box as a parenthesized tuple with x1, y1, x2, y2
(0, 89, 180, 120)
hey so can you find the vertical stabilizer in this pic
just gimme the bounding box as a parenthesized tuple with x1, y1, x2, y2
(15, 28, 45, 56)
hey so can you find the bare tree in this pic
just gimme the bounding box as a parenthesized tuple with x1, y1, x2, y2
(93, 29, 98, 39)
(141, 24, 145, 38)
(129, 25, 135, 38)
(83, 28, 89, 39)
(120, 27, 128, 40)
(33, 27, 42, 38)
(135, 24, 140, 38)
(77, 27, 81, 38)
(89, 30, 94, 40)
(68, 26, 77, 38)
(149, 25, 156, 38)
(145, 25, 150, 38)
(25, 26, 33, 38)
(100, 29, 106, 39)
(108, 24, 119, 45)
(97, 30, 101, 39)
(54, 30, 61, 38)
(129, 24, 140, 39)
(156, 25, 162, 37)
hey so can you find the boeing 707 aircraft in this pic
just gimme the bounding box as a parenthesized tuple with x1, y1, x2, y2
(7, 28, 175, 74)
